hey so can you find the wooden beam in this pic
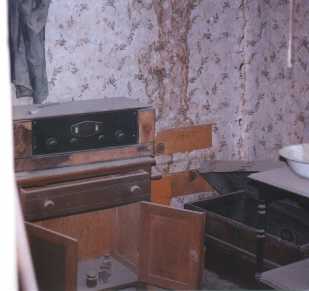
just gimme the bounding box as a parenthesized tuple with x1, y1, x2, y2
(15, 143, 153, 172)
(155, 124, 212, 155)
(138, 109, 155, 144)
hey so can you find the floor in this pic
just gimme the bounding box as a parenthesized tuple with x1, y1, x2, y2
(202, 269, 243, 289)
(202, 268, 263, 290)
(121, 268, 263, 291)
(78, 255, 259, 291)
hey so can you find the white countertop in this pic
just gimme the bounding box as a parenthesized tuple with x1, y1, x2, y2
(249, 165, 309, 198)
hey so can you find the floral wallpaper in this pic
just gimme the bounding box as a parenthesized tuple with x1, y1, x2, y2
(12, 0, 309, 175)
(244, 0, 309, 160)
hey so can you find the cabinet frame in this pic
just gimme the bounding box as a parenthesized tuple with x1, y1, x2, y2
(27, 202, 205, 290)
(19, 157, 205, 290)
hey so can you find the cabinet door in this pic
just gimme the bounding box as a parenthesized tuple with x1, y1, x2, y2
(138, 202, 205, 289)
(26, 222, 78, 291)
(112, 203, 140, 272)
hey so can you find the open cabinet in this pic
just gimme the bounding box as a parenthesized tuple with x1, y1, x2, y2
(26, 202, 205, 291)
(14, 100, 206, 290)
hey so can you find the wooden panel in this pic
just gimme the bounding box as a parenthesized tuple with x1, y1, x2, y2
(151, 170, 212, 205)
(139, 202, 205, 289)
(26, 222, 78, 291)
(139, 109, 155, 144)
(21, 170, 150, 221)
(16, 156, 155, 187)
(15, 142, 153, 172)
(14, 121, 32, 158)
(36, 209, 114, 259)
(151, 176, 173, 205)
(155, 124, 212, 154)
(112, 203, 141, 271)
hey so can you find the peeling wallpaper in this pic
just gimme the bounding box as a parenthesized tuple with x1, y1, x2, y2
(13, 0, 309, 174)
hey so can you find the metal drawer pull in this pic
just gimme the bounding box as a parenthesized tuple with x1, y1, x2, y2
(130, 185, 142, 194)
(43, 200, 55, 209)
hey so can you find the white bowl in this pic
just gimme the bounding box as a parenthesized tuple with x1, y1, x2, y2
(279, 144, 309, 179)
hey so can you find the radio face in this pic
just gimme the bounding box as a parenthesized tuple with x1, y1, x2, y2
(32, 109, 138, 155)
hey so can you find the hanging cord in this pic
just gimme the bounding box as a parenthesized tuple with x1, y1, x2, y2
(288, 0, 294, 68)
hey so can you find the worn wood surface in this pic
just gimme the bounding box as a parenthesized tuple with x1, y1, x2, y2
(15, 142, 153, 172)
(36, 209, 114, 259)
(14, 121, 32, 159)
(112, 203, 141, 272)
(139, 109, 155, 144)
(16, 156, 155, 187)
(13, 98, 149, 121)
(155, 124, 212, 155)
(33, 201, 206, 289)
(138, 202, 205, 289)
(151, 170, 212, 205)
(26, 222, 78, 291)
(22, 170, 150, 221)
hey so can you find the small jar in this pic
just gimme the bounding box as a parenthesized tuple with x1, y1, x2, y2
(86, 270, 97, 288)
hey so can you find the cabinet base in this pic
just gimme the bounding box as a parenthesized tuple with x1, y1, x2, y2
(78, 255, 138, 290)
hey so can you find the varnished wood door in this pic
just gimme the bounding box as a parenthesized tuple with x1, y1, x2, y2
(26, 222, 78, 291)
(138, 202, 205, 289)
(112, 203, 140, 272)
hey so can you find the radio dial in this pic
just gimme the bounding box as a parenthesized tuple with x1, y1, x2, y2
(46, 137, 58, 149)
(115, 130, 126, 143)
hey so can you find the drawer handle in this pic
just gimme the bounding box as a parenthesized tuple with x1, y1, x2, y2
(43, 200, 55, 209)
(130, 185, 142, 194)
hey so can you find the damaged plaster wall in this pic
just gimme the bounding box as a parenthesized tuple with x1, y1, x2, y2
(13, 0, 309, 174)
(186, 0, 309, 165)
(187, 0, 246, 162)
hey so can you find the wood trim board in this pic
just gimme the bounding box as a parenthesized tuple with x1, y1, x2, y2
(155, 124, 212, 155)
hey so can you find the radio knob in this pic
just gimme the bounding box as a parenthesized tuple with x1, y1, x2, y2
(43, 200, 55, 209)
(46, 137, 58, 149)
(70, 137, 79, 145)
(115, 130, 126, 143)
(98, 134, 105, 142)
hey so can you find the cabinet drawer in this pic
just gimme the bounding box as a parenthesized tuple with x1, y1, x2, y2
(21, 170, 149, 221)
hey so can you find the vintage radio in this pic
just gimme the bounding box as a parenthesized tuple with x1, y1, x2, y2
(13, 97, 155, 172)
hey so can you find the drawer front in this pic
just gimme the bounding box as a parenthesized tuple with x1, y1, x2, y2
(21, 170, 150, 221)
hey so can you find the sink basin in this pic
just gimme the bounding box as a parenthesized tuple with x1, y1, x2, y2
(279, 144, 309, 179)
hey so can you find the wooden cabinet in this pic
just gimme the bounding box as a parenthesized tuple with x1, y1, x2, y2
(14, 99, 207, 290)
(17, 157, 205, 290)
(26, 202, 205, 291)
